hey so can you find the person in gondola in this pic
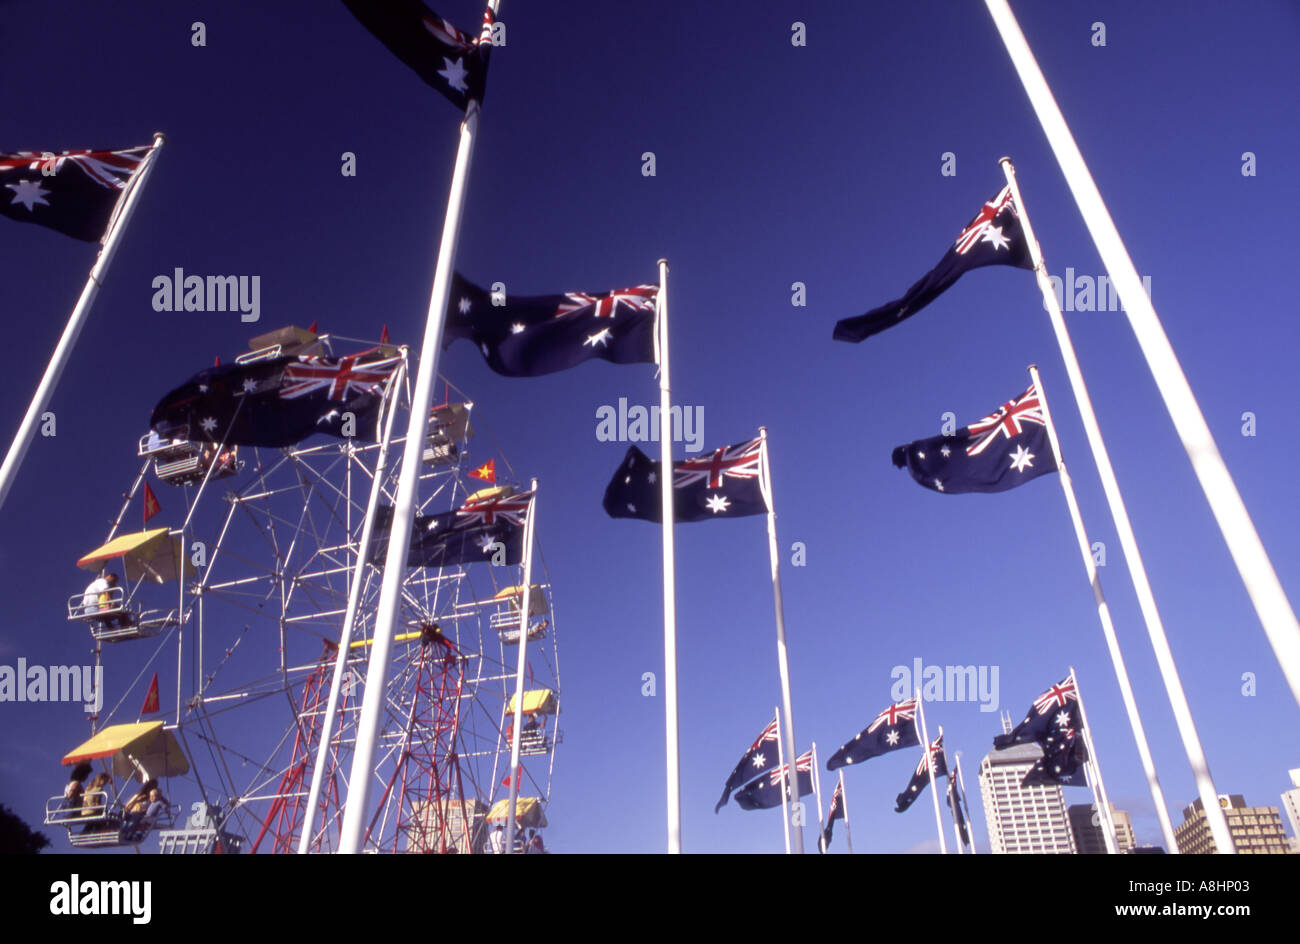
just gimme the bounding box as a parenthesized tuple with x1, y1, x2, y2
(123, 787, 166, 842)
(80, 772, 113, 833)
(62, 762, 92, 813)
(487, 824, 505, 855)
(81, 572, 130, 628)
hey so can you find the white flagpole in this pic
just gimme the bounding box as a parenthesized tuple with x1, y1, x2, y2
(0, 133, 165, 513)
(955, 752, 977, 855)
(655, 257, 682, 855)
(945, 762, 964, 854)
(1027, 363, 1179, 852)
(915, 693, 948, 855)
(1002, 158, 1228, 853)
(774, 706, 791, 855)
(838, 771, 854, 855)
(811, 741, 826, 853)
(986, 0, 1300, 715)
(505, 482, 540, 854)
(298, 357, 407, 853)
(758, 426, 804, 855)
(338, 6, 500, 853)
(1070, 667, 1121, 854)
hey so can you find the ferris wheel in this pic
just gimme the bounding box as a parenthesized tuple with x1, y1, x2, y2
(47, 327, 561, 854)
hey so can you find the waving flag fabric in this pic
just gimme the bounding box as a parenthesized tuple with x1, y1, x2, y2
(370, 489, 533, 568)
(895, 735, 948, 813)
(892, 383, 1057, 495)
(342, 0, 493, 109)
(833, 184, 1032, 343)
(603, 439, 767, 524)
(1, 146, 149, 241)
(715, 716, 781, 813)
(149, 351, 400, 448)
(822, 779, 846, 850)
(826, 697, 921, 770)
(445, 274, 658, 377)
(733, 749, 814, 811)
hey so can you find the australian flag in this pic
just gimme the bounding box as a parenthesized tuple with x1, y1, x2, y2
(827, 697, 921, 770)
(893, 382, 1057, 495)
(1, 146, 149, 242)
(370, 489, 531, 568)
(603, 438, 768, 523)
(833, 184, 1032, 343)
(734, 749, 814, 811)
(715, 716, 781, 812)
(946, 771, 971, 846)
(149, 350, 401, 448)
(445, 274, 658, 377)
(895, 735, 948, 813)
(342, 0, 493, 110)
(995, 677, 1080, 750)
(822, 778, 846, 851)
(1022, 727, 1089, 787)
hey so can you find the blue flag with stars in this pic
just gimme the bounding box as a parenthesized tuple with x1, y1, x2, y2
(826, 697, 921, 770)
(892, 382, 1057, 495)
(715, 715, 781, 812)
(603, 438, 768, 524)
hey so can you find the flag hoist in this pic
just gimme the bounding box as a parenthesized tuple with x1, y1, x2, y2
(0, 134, 165, 513)
(986, 0, 1300, 720)
(1001, 156, 1231, 852)
(338, 1, 501, 855)
(913, 694, 948, 855)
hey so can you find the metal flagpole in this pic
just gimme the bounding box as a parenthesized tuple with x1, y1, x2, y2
(758, 426, 804, 855)
(1002, 159, 1229, 853)
(838, 771, 854, 854)
(987, 0, 1300, 714)
(811, 741, 826, 853)
(0, 133, 165, 513)
(945, 760, 964, 854)
(298, 358, 407, 853)
(505, 482, 540, 854)
(774, 705, 791, 854)
(1070, 666, 1121, 854)
(655, 258, 682, 854)
(1027, 363, 1179, 852)
(915, 694, 949, 854)
(955, 752, 977, 855)
(338, 5, 500, 853)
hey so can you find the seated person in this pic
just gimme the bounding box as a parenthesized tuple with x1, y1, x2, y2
(62, 761, 92, 814)
(80, 773, 114, 833)
(123, 788, 167, 841)
(81, 573, 130, 628)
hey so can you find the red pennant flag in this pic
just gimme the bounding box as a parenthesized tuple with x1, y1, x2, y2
(501, 768, 523, 789)
(141, 672, 160, 715)
(308, 320, 318, 333)
(143, 482, 161, 524)
(214, 355, 221, 367)
(380, 324, 390, 345)
(470, 459, 495, 483)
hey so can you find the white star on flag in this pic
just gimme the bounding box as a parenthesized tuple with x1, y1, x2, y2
(459, 296, 472, 314)
(1009, 444, 1035, 473)
(438, 57, 470, 92)
(5, 179, 50, 211)
(886, 729, 900, 745)
(510, 323, 526, 334)
(583, 327, 613, 348)
(981, 224, 1011, 251)
(705, 494, 731, 514)
(200, 417, 218, 434)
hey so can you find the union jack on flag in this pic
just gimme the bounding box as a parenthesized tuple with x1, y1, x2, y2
(673, 437, 762, 489)
(555, 285, 658, 320)
(953, 184, 1019, 255)
(455, 489, 534, 527)
(0, 146, 147, 189)
(964, 383, 1046, 457)
(866, 697, 918, 734)
(761, 749, 814, 787)
(914, 735, 945, 776)
(280, 353, 401, 401)
(1033, 677, 1078, 715)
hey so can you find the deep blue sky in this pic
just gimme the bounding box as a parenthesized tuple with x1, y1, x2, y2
(2, 0, 1298, 854)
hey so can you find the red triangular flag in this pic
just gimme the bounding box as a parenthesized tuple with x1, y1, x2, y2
(141, 672, 160, 715)
(143, 482, 161, 524)
(501, 767, 523, 789)
(308, 320, 318, 334)
(380, 324, 390, 345)
(470, 459, 495, 483)
(214, 355, 221, 367)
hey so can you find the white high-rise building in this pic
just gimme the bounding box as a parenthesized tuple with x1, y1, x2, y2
(1281, 769, 1300, 851)
(979, 741, 1076, 854)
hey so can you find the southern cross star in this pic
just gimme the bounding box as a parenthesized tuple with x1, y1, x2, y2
(200, 416, 218, 434)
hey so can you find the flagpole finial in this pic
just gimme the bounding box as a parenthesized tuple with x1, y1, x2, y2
(998, 156, 1013, 167)
(657, 258, 669, 269)
(152, 132, 168, 145)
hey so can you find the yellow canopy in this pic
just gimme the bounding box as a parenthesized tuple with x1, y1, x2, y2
(76, 528, 195, 584)
(493, 585, 548, 615)
(465, 485, 512, 504)
(62, 721, 190, 779)
(486, 797, 547, 828)
(507, 689, 558, 716)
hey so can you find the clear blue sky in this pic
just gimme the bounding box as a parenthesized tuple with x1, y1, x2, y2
(2, 0, 1298, 854)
